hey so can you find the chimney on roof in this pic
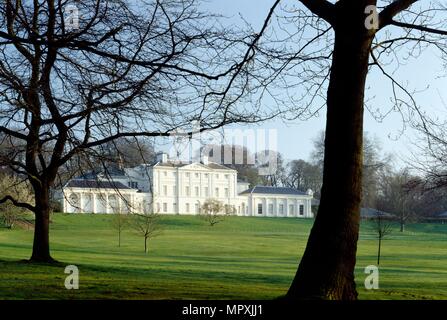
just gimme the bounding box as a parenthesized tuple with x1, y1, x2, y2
(202, 155, 209, 165)
(156, 152, 168, 163)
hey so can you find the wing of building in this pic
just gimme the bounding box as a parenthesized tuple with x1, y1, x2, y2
(60, 153, 314, 218)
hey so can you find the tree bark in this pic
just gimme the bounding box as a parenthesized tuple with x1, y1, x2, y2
(287, 4, 375, 300)
(30, 187, 55, 262)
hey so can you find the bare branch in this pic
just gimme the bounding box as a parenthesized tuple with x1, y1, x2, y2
(0, 195, 35, 212)
(379, 0, 419, 29)
(298, 0, 335, 24)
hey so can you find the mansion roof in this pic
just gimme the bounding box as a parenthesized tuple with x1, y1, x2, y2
(239, 186, 307, 196)
(65, 179, 131, 190)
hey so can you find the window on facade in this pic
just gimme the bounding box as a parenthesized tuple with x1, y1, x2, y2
(268, 203, 273, 215)
(215, 187, 219, 197)
(195, 186, 199, 196)
(204, 187, 209, 197)
(185, 172, 190, 178)
(195, 173, 199, 178)
(164, 171, 167, 177)
(163, 185, 167, 196)
(289, 204, 294, 216)
(186, 203, 190, 213)
(172, 185, 176, 195)
(204, 173, 209, 178)
(279, 204, 284, 215)
(216, 174, 219, 179)
(185, 186, 190, 196)
(257, 203, 263, 215)
(224, 188, 229, 197)
(195, 203, 199, 214)
(299, 204, 304, 215)
(225, 174, 229, 179)
(163, 203, 167, 213)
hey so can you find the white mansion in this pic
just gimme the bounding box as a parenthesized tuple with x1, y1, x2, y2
(61, 153, 314, 218)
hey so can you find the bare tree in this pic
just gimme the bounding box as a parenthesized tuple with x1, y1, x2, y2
(408, 105, 447, 194)
(372, 211, 393, 265)
(376, 168, 423, 232)
(131, 212, 162, 253)
(110, 212, 128, 247)
(286, 159, 322, 196)
(99, 137, 156, 168)
(199, 198, 228, 226)
(0, 0, 286, 262)
(242, 0, 447, 299)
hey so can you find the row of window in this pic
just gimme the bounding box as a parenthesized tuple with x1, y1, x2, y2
(156, 202, 246, 214)
(128, 181, 138, 188)
(160, 185, 230, 197)
(257, 203, 305, 216)
(159, 171, 231, 180)
(156, 202, 199, 214)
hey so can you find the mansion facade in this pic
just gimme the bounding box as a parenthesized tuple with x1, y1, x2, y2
(61, 153, 314, 218)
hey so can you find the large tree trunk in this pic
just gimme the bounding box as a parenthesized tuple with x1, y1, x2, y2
(30, 187, 55, 263)
(287, 6, 375, 300)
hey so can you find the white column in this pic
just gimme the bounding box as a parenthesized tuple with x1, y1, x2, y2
(272, 197, 278, 217)
(175, 168, 180, 214)
(92, 193, 97, 213)
(106, 193, 110, 214)
(263, 197, 267, 216)
(234, 173, 237, 197)
(307, 198, 312, 217)
(295, 199, 299, 218)
(79, 193, 84, 213)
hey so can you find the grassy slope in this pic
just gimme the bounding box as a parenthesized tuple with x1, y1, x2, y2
(0, 214, 446, 300)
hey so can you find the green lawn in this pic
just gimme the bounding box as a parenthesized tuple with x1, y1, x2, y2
(0, 213, 446, 300)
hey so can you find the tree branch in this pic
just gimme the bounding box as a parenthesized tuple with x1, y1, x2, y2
(389, 20, 447, 36)
(298, 0, 335, 24)
(379, 0, 419, 29)
(0, 195, 35, 212)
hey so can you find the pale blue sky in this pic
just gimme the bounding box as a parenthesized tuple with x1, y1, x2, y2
(160, 1, 447, 167)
